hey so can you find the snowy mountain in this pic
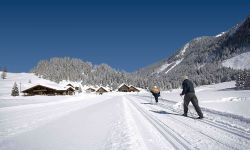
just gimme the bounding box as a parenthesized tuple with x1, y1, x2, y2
(30, 15, 250, 90)
(135, 15, 250, 88)
(222, 51, 250, 70)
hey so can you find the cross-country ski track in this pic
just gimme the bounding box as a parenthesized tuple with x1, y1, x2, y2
(0, 94, 249, 150)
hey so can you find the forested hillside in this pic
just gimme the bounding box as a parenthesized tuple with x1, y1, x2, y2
(32, 15, 250, 90)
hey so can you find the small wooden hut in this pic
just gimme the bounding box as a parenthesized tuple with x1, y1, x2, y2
(118, 84, 130, 92)
(86, 87, 96, 93)
(67, 83, 79, 90)
(64, 87, 75, 95)
(129, 86, 140, 92)
(96, 87, 108, 95)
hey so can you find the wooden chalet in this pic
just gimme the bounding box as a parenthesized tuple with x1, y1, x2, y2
(86, 87, 96, 93)
(129, 86, 140, 92)
(22, 85, 57, 96)
(118, 84, 130, 92)
(96, 87, 108, 95)
(67, 83, 79, 90)
(22, 84, 75, 96)
(67, 83, 74, 88)
(62, 86, 75, 95)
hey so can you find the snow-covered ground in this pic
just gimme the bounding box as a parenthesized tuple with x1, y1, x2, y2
(153, 81, 250, 118)
(0, 73, 250, 149)
(222, 51, 250, 70)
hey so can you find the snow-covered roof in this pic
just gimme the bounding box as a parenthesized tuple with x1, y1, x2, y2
(117, 83, 129, 89)
(86, 87, 96, 90)
(22, 83, 69, 92)
(96, 86, 108, 92)
(65, 85, 75, 90)
(128, 85, 136, 88)
(59, 80, 81, 87)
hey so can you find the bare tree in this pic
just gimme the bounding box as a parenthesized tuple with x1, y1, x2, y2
(1, 67, 7, 79)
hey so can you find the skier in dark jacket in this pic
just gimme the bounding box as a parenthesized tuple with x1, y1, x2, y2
(151, 86, 160, 103)
(180, 76, 203, 119)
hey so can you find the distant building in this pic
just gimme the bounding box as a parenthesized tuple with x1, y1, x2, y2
(66, 83, 79, 90)
(66, 83, 74, 88)
(22, 84, 75, 96)
(96, 87, 108, 95)
(117, 84, 139, 92)
(86, 87, 96, 93)
(117, 83, 130, 92)
(62, 86, 75, 95)
(129, 85, 140, 92)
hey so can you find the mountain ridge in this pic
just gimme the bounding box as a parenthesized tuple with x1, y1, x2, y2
(31, 15, 250, 89)
(135, 15, 250, 88)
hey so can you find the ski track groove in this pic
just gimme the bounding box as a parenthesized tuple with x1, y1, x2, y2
(144, 102, 240, 150)
(131, 95, 250, 150)
(126, 97, 194, 150)
(134, 95, 250, 138)
(158, 101, 250, 141)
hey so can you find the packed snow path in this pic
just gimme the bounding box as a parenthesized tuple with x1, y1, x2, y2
(128, 95, 250, 150)
(0, 94, 249, 150)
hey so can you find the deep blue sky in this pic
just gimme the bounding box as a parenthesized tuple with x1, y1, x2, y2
(0, 0, 249, 72)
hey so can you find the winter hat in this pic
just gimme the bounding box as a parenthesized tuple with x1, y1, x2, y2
(182, 75, 188, 80)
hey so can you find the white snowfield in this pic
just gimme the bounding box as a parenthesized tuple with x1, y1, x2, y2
(215, 32, 226, 37)
(0, 73, 250, 150)
(157, 43, 188, 74)
(222, 51, 250, 70)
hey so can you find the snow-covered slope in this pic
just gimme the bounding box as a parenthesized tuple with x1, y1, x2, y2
(215, 31, 226, 37)
(156, 43, 189, 74)
(222, 51, 250, 70)
(1, 73, 250, 149)
(136, 15, 250, 89)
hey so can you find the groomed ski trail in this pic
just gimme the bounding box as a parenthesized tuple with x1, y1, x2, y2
(126, 95, 250, 150)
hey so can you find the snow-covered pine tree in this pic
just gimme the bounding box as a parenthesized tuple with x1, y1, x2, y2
(236, 70, 250, 89)
(11, 82, 19, 96)
(236, 74, 240, 89)
(242, 70, 248, 89)
(236, 71, 244, 89)
(244, 71, 250, 89)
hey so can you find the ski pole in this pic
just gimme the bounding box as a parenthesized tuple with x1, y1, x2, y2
(180, 95, 184, 110)
(151, 94, 153, 104)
